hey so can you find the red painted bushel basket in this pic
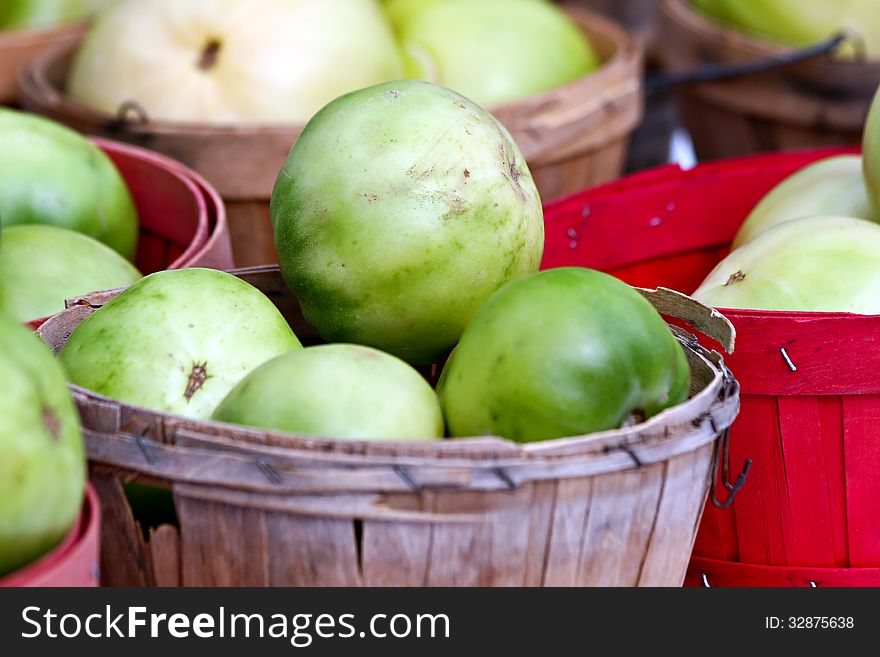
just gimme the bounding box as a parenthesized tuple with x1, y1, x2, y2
(542, 147, 880, 587)
(93, 137, 233, 273)
(0, 485, 100, 587)
(25, 137, 233, 329)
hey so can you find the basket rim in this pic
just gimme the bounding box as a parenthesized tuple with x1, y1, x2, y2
(689, 556, 880, 587)
(38, 265, 739, 470)
(15, 6, 642, 136)
(89, 136, 211, 270)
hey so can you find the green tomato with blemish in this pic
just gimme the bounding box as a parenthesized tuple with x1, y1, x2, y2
(0, 313, 85, 577)
(58, 268, 302, 418)
(271, 80, 544, 365)
(696, 215, 880, 313)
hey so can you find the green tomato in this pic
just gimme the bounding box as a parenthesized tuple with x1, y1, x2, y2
(272, 80, 544, 365)
(213, 344, 444, 441)
(59, 268, 302, 418)
(0, 225, 141, 322)
(0, 108, 138, 259)
(393, 0, 598, 106)
(733, 156, 879, 248)
(437, 268, 691, 443)
(695, 215, 880, 312)
(0, 313, 85, 576)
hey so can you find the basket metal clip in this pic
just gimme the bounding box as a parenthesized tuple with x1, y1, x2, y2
(710, 428, 752, 509)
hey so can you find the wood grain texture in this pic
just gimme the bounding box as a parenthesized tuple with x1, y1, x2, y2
(776, 396, 846, 567)
(542, 478, 595, 586)
(149, 525, 181, 587)
(90, 475, 151, 587)
(577, 466, 664, 586)
(638, 443, 714, 586)
(361, 494, 435, 587)
(265, 513, 362, 587)
(225, 201, 274, 267)
(729, 396, 787, 566)
(178, 495, 269, 586)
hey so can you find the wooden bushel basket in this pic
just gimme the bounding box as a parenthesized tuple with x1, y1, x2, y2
(38, 267, 739, 588)
(543, 147, 880, 585)
(17, 7, 643, 267)
(0, 22, 85, 105)
(657, 0, 879, 161)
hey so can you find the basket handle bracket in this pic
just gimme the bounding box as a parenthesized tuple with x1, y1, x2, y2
(710, 428, 752, 509)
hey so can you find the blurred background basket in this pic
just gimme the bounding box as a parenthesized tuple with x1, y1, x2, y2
(18, 7, 643, 267)
(0, 21, 85, 105)
(37, 267, 738, 587)
(543, 147, 880, 586)
(657, 0, 879, 160)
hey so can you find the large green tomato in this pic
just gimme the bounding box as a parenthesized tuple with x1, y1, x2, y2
(0, 314, 85, 577)
(0, 225, 141, 322)
(59, 268, 302, 418)
(733, 156, 878, 248)
(0, 108, 138, 259)
(68, 0, 404, 124)
(0, 0, 108, 29)
(437, 268, 691, 443)
(213, 344, 444, 441)
(391, 0, 598, 106)
(694, 215, 880, 312)
(272, 80, 544, 365)
(690, 0, 880, 58)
